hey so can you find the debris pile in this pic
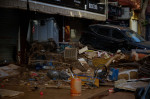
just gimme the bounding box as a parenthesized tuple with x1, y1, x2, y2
(1, 42, 150, 98)
(138, 55, 150, 77)
(0, 64, 20, 78)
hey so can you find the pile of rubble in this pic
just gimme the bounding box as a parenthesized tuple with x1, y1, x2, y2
(1, 42, 150, 98)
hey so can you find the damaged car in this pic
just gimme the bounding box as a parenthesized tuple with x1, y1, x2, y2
(80, 24, 150, 53)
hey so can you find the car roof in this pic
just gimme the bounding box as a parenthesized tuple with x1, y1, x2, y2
(89, 24, 128, 30)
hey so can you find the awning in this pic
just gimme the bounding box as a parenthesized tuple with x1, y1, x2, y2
(0, 0, 106, 21)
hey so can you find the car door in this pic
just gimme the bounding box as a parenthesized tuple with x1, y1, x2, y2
(80, 26, 97, 46)
(93, 26, 112, 50)
(87, 25, 100, 47)
(111, 29, 127, 52)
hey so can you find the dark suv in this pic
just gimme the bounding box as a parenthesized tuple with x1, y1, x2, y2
(80, 24, 150, 52)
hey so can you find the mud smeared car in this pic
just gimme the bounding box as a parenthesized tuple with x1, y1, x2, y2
(80, 24, 150, 53)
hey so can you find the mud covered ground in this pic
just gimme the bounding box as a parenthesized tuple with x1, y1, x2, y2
(1, 84, 135, 99)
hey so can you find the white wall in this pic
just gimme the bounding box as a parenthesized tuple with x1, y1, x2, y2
(131, 19, 138, 32)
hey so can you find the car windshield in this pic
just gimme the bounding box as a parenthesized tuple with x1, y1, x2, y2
(123, 29, 145, 43)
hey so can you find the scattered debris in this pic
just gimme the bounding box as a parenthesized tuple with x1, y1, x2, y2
(118, 69, 138, 80)
(137, 55, 150, 77)
(108, 68, 119, 81)
(64, 48, 77, 60)
(84, 50, 98, 59)
(0, 64, 20, 78)
(105, 52, 126, 67)
(0, 89, 24, 97)
(2, 42, 150, 98)
(79, 46, 88, 54)
(131, 50, 147, 61)
(47, 70, 70, 80)
(78, 58, 90, 70)
(72, 69, 82, 74)
(115, 79, 149, 91)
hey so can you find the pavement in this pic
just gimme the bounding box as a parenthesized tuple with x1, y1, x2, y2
(1, 85, 135, 99)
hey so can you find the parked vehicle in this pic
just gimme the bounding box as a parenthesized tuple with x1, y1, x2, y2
(135, 83, 150, 99)
(80, 24, 150, 53)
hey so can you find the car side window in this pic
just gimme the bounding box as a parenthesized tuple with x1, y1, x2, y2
(97, 27, 110, 36)
(112, 30, 124, 39)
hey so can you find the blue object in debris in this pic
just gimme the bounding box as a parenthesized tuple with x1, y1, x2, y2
(48, 62, 53, 66)
(35, 63, 43, 71)
(109, 68, 119, 81)
(28, 78, 36, 81)
(48, 60, 55, 68)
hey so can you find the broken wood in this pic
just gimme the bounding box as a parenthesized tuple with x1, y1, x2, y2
(78, 58, 89, 70)
(105, 54, 122, 67)
(79, 46, 88, 54)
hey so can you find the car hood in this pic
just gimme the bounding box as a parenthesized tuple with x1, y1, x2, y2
(137, 41, 150, 49)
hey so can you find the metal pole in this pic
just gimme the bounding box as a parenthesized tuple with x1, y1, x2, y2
(105, 0, 108, 19)
(63, 16, 65, 42)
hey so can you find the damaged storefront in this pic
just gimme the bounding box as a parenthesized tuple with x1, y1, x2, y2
(0, 0, 106, 64)
(1, 0, 150, 99)
(0, 8, 19, 63)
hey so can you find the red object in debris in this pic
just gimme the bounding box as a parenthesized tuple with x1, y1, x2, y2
(132, 52, 147, 61)
(138, 54, 147, 59)
(31, 73, 38, 77)
(40, 91, 44, 96)
(109, 88, 114, 93)
(1, 84, 4, 88)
